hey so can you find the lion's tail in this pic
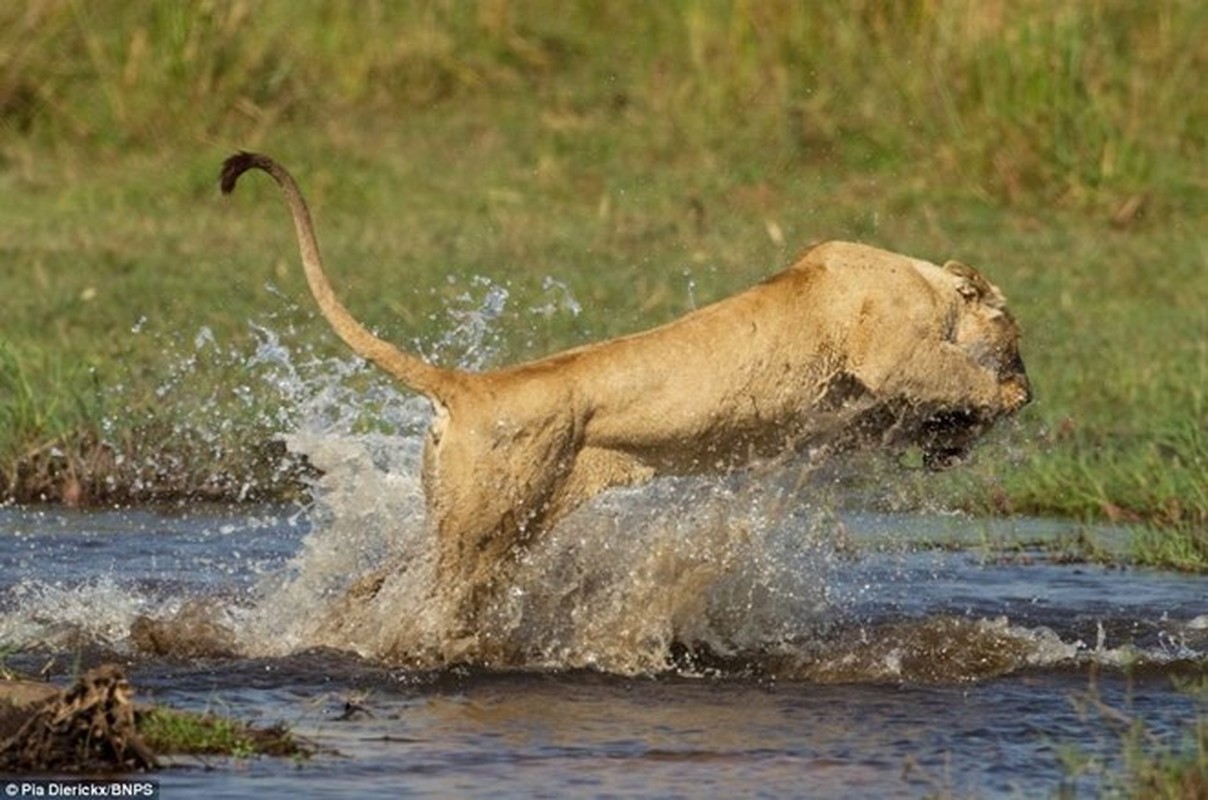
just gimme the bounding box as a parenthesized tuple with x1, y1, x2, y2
(220, 151, 462, 404)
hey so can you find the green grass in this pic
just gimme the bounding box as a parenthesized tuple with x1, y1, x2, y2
(1124, 717, 1206, 799)
(1, 1, 1204, 564)
(138, 705, 308, 760)
(1063, 678, 1207, 799)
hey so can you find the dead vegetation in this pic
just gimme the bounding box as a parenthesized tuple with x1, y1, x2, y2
(0, 665, 156, 772)
(0, 664, 310, 772)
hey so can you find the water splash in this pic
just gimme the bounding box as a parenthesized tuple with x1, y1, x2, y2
(242, 430, 435, 658)
(247, 440, 845, 673)
(0, 576, 154, 649)
(488, 476, 839, 673)
(529, 276, 582, 318)
(421, 276, 511, 369)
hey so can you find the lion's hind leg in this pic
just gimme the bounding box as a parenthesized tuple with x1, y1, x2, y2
(422, 407, 584, 659)
(547, 446, 655, 522)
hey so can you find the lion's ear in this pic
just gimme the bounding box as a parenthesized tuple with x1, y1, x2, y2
(944, 260, 995, 303)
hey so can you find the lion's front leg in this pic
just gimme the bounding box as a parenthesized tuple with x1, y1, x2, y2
(858, 340, 1020, 468)
(869, 341, 1007, 414)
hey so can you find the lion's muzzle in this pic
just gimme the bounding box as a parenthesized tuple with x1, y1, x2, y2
(999, 349, 1032, 413)
(1002, 374, 1032, 414)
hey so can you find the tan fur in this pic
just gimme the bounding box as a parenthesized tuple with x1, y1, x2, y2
(221, 153, 1031, 653)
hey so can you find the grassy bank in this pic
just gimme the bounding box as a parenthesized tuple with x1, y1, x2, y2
(138, 706, 308, 762)
(1, 2, 1204, 562)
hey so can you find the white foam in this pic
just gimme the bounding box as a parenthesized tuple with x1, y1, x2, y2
(1, 576, 164, 650)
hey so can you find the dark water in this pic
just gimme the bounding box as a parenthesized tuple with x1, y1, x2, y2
(0, 495, 1203, 798)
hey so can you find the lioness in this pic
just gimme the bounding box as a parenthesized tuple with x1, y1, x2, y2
(221, 152, 1030, 652)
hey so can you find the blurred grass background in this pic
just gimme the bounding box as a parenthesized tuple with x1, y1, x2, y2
(0, 1, 1203, 563)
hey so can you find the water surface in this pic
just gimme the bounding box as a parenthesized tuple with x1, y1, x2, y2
(1, 494, 1202, 798)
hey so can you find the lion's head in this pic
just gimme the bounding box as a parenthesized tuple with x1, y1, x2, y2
(913, 260, 1030, 469)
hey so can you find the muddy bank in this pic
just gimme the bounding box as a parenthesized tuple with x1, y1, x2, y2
(2, 431, 313, 507)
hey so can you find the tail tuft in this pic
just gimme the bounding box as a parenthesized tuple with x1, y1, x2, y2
(220, 151, 266, 194)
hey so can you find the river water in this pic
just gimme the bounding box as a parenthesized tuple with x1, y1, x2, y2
(0, 459, 1203, 797)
